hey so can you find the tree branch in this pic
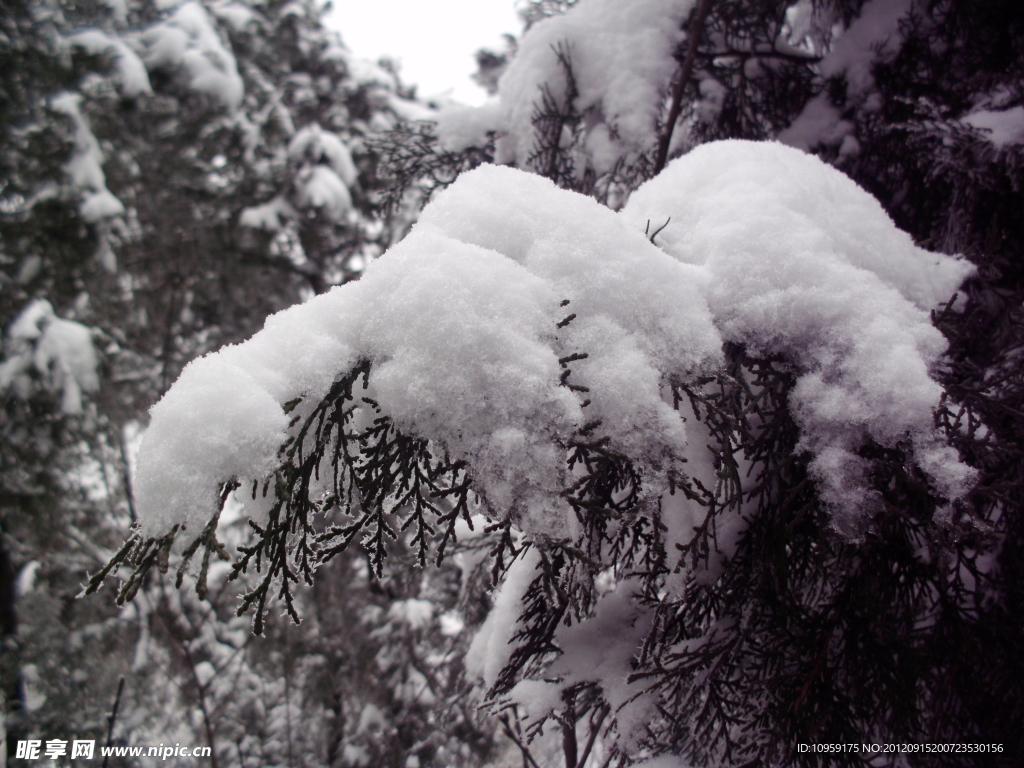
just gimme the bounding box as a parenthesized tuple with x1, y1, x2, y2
(654, 0, 715, 174)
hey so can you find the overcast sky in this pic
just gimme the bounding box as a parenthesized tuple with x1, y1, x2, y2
(324, 0, 522, 105)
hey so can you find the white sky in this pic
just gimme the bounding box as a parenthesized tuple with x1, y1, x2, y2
(324, 0, 522, 106)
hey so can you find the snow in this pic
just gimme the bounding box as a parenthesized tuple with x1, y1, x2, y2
(137, 2, 244, 110)
(101, 0, 128, 25)
(287, 125, 358, 187)
(817, 0, 911, 94)
(432, 0, 695, 174)
(134, 141, 974, 543)
(136, 162, 720, 538)
(293, 165, 352, 221)
(16, 561, 41, 596)
(963, 106, 1024, 149)
(50, 92, 126, 225)
(386, 94, 437, 123)
(271, 124, 360, 222)
(386, 599, 434, 631)
(64, 29, 153, 98)
(493, 0, 695, 173)
(80, 189, 126, 223)
(780, 0, 912, 151)
(464, 547, 540, 689)
(621, 140, 976, 532)
(434, 101, 503, 152)
(0, 299, 99, 415)
(210, 0, 259, 32)
(239, 195, 296, 231)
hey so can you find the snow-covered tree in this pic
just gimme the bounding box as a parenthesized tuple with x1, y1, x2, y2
(2, 0, 448, 759)
(101, 134, 996, 765)
(373, 2, 1024, 757)
(79, 0, 1024, 765)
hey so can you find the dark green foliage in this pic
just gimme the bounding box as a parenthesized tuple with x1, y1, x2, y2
(88, 360, 479, 634)
(372, 120, 495, 217)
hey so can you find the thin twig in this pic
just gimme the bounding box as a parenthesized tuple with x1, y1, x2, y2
(101, 677, 125, 768)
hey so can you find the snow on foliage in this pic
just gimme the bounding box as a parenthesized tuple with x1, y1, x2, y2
(64, 29, 153, 98)
(0, 299, 99, 415)
(779, 0, 912, 153)
(137, 1, 244, 110)
(464, 548, 541, 689)
(622, 140, 975, 531)
(240, 119, 363, 227)
(134, 141, 973, 545)
(434, 0, 695, 174)
(287, 124, 358, 188)
(238, 195, 296, 231)
(963, 105, 1024, 149)
(49, 92, 125, 244)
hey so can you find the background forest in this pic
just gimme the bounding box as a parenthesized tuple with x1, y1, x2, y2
(1, 1, 1022, 767)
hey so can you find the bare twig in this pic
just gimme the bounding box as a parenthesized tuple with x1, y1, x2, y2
(101, 677, 125, 768)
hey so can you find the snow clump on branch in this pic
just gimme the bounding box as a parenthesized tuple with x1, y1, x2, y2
(133, 140, 974, 541)
(435, 0, 696, 174)
(622, 140, 977, 531)
(137, 1, 244, 110)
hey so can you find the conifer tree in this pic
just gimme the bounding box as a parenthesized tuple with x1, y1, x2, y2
(76, 1, 1024, 767)
(2, 0, 452, 759)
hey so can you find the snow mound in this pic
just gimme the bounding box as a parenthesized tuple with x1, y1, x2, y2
(622, 140, 976, 530)
(138, 1, 244, 110)
(135, 142, 974, 540)
(135, 163, 720, 538)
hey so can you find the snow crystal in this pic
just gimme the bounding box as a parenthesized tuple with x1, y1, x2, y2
(65, 29, 153, 98)
(138, 2, 244, 110)
(0, 299, 99, 415)
(622, 140, 975, 531)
